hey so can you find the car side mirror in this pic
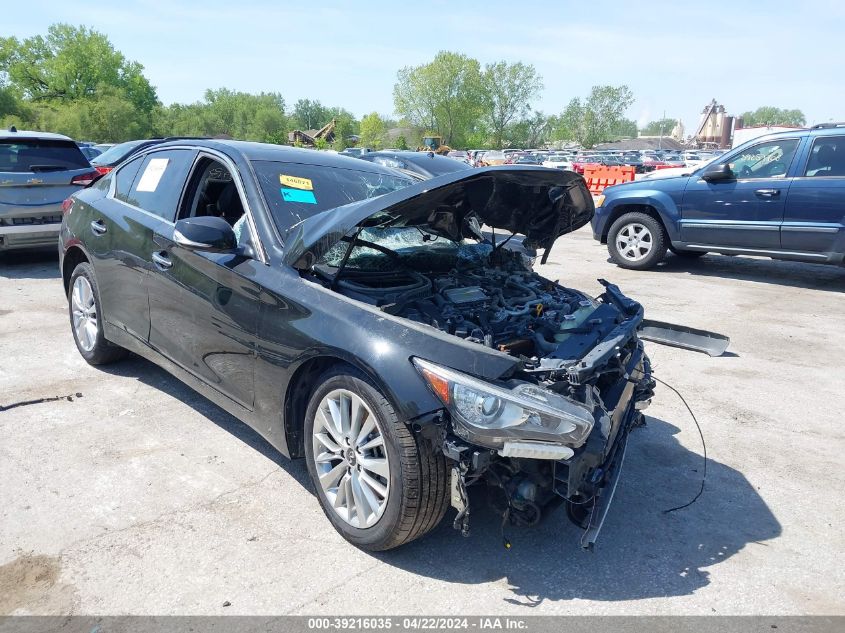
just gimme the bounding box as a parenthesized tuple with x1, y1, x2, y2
(701, 163, 734, 182)
(173, 216, 236, 252)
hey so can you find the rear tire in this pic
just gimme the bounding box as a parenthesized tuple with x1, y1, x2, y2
(68, 262, 127, 365)
(304, 367, 448, 551)
(607, 212, 667, 270)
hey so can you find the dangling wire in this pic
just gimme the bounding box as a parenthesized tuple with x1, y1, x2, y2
(653, 376, 707, 513)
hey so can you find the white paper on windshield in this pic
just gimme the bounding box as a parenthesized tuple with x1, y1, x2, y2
(135, 158, 169, 192)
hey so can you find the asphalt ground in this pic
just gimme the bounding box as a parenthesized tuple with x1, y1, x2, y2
(1, 229, 843, 615)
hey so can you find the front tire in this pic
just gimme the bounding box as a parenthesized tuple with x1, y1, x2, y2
(607, 212, 668, 270)
(68, 262, 127, 365)
(304, 367, 448, 551)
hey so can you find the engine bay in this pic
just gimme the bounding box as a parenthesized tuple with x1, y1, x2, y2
(314, 238, 629, 371)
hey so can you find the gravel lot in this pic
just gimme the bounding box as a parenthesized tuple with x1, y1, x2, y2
(1, 228, 843, 616)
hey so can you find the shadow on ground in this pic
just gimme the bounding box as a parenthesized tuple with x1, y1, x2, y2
(647, 253, 845, 293)
(0, 249, 60, 280)
(97, 355, 311, 487)
(98, 355, 780, 606)
(371, 415, 781, 605)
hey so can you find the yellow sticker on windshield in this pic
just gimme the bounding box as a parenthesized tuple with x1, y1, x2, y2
(280, 175, 313, 190)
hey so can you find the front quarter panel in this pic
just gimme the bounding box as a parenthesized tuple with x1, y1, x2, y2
(595, 179, 689, 242)
(250, 265, 520, 456)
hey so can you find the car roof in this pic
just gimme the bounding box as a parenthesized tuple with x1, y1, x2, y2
(744, 126, 845, 143)
(153, 139, 394, 172)
(0, 129, 75, 142)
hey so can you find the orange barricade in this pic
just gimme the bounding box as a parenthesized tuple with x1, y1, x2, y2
(583, 166, 635, 195)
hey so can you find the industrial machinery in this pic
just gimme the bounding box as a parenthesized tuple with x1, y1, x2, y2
(418, 135, 452, 155)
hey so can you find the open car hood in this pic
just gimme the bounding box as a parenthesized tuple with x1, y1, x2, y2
(283, 166, 594, 269)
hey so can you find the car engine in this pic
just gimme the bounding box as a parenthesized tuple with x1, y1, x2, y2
(324, 246, 610, 365)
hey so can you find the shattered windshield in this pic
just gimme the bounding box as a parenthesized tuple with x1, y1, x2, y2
(251, 160, 413, 232)
(320, 227, 467, 271)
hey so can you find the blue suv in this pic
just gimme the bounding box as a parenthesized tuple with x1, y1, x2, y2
(591, 124, 845, 269)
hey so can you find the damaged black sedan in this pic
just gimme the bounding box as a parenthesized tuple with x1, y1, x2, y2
(60, 140, 654, 551)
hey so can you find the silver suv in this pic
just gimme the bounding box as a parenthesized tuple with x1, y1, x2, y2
(1, 127, 98, 252)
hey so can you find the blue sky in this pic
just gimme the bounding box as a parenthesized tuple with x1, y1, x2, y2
(6, 0, 845, 131)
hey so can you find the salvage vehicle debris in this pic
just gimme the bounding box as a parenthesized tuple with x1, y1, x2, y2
(638, 320, 730, 357)
(0, 391, 83, 412)
(60, 140, 714, 550)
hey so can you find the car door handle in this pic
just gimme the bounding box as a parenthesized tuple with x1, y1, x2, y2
(90, 219, 107, 235)
(755, 189, 781, 198)
(151, 251, 173, 270)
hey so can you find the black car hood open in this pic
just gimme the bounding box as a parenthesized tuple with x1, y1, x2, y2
(283, 166, 594, 269)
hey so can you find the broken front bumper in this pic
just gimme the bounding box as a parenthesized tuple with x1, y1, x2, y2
(553, 350, 652, 548)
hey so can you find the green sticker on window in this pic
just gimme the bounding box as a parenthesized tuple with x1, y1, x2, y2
(281, 187, 317, 204)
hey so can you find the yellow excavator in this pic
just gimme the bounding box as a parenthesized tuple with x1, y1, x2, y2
(417, 135, 451, 155)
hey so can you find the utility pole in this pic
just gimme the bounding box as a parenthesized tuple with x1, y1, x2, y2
(658, 110, 665, 150)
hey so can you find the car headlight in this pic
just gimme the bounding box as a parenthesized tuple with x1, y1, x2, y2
(594, 194, 605, 207)
(413, 357, 595, 449)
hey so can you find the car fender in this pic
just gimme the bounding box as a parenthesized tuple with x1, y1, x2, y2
(253, 274, 520, 457)
(601, 185, 683, 242)
(59, 231, 96, 292)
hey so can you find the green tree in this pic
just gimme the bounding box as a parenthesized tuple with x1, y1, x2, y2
(610, 117, 638, 139)
(507, 111, 551, 148)
(740, 106, 805, 127)
(331, 111, 358, 151)
(0, 81, 19, 119)
(359, 112, 386, 149)
(393, 51, 484, 147)
(156, 89, 286, 142)
(0, 24, 157, 113)
(291, 98, 330, 130)
(549, 102, 582, 142)
(480, 61, 543, 149)
(640, 117, 677, 136)
(77, 86, 149, 141)
(554, 85, 635, 148)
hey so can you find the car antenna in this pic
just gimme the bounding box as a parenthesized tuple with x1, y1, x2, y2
(331, 225, 365, 291)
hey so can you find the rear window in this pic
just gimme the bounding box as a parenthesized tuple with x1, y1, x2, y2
(252, 160, 413, 233)
(0, 139, 89, 173)
(91, 140, 148, 167)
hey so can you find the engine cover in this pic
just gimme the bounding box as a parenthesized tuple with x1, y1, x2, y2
(442, 286, 487, 305)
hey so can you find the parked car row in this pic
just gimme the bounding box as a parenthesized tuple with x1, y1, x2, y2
(458, 147, 727, 174)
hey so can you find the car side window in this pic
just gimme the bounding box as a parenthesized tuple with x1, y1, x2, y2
(124, 149, 195, 221)
(727, 139, 799, 179)
(113, 156, 144, 203)
(181, 157, 252, 248)
(804, 136, 845, 177)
